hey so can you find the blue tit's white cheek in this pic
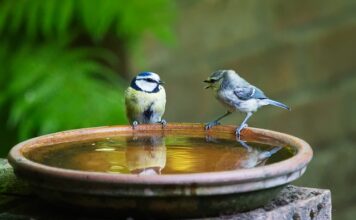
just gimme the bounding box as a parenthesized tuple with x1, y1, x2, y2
(149, 74, 160, 82)
(136, 80, 157, 92)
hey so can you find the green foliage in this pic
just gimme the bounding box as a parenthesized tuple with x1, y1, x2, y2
(4, 44, 127, 139)
(0, 0, 175, 148)
(0, 0, 175, 43)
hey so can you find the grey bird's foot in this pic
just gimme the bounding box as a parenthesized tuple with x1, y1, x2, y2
(235, 123, 248, 140)
(237, 139, 252, 151)
(205, 120, 221, 130)
(159, 119, 167, 128)
(132, 121, 139, 129)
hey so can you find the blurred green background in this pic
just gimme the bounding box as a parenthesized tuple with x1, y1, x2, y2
(0, 0, 175, 156)
(1, 0, 356, 219)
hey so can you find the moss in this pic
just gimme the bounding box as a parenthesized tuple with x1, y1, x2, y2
(0, 159, 30, 195)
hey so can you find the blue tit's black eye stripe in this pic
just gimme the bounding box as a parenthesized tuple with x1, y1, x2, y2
(142, 78, 158, 83)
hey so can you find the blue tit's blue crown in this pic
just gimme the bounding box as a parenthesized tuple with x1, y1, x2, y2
(138, 72, 153, 77)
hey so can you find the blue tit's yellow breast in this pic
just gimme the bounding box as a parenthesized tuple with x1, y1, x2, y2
(125, 86, 166, 122)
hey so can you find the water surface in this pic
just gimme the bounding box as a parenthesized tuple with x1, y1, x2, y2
(25, 134, 295, 175)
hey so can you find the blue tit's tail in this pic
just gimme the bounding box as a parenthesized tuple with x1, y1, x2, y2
(266, 99, 291, 111)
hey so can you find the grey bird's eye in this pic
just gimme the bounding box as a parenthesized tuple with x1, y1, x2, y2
(204, 78, 218, 83)
(209, 78, 220, 83)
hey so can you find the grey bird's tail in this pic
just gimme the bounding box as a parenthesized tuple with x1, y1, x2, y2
(266, 99, 290, 111)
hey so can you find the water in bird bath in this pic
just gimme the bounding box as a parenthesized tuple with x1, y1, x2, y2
(25, 133, 295, 175)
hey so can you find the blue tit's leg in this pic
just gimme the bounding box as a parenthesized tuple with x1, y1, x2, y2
(132, 121, 139, 129)
(159, 119, 167, 128)
(205, 134, 219, 143)
(236, 112, 253, 139)
(205, 111, 232, 130)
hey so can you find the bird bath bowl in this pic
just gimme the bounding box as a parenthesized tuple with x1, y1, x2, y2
(8, 123, 312, 218)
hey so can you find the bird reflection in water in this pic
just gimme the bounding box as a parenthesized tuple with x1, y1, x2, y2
(125, 134, 166, 176)
(205, 134, 282, 170)
(237, 140, 282, 168)
(88, 134, 283, 174)
(29, 133, 287, 174)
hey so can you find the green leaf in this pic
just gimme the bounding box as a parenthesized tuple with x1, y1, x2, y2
(42, 0, 57, 37)
(6, 44, 127, 139)
(56, 0, 73, 35)
(26, 0, 41, 38)
(9, 0, 27, 34)
(0, 1, 12, 34)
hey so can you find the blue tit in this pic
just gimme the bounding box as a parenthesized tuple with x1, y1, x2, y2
(126, 135, 166, 175)
(204, 69, 290, 139)
(125, 72, 166, 128)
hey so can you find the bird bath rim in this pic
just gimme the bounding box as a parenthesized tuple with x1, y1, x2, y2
(8, 123, 313, 195)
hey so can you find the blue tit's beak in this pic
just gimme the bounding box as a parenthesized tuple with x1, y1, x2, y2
(159, 80, 165, 85)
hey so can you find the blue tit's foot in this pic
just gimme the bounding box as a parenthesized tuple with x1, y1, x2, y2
(132, 121, 139, 129)
(159, 119, 167, 128)
(205, 135, 213, 142)
(205, 120, 221, 130)
(235, 123, 248, 140)
(205, 134, 219, 143)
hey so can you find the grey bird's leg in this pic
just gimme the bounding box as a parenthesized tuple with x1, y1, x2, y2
(205, 111, 232, 130)
(132, 121, 139, 129)
(159, 119, 167, 128)
(237, 139, 252, 152)
(236, 112, 253, 139)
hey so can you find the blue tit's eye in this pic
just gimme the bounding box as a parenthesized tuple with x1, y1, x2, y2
(145, 78, 156, 83)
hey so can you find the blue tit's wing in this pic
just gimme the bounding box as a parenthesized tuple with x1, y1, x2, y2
(233, 86, 267, 100)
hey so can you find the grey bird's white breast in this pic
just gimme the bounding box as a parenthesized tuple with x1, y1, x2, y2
(216, 89, 237, 112)
(216, 88, 261, 113)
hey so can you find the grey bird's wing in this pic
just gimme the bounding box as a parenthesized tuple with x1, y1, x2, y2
(233, 86, 267, 100)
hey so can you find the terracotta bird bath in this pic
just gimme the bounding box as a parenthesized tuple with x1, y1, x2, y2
(8, 123, 313, 218)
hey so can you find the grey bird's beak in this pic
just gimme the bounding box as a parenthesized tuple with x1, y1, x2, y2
(203, 79, 212, 89)
(159, 80, 165, 85)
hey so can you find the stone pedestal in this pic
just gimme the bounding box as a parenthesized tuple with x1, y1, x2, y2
(0, 159, 331, 219)
(217, 185, 331, 220)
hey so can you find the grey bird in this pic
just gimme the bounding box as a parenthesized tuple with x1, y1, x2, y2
(237, 140, 282, 168)
(204, 69, 290, 139)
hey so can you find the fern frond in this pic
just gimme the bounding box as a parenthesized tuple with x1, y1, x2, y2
(3, 44, 127, 139)
(0, 0, 175, 43)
